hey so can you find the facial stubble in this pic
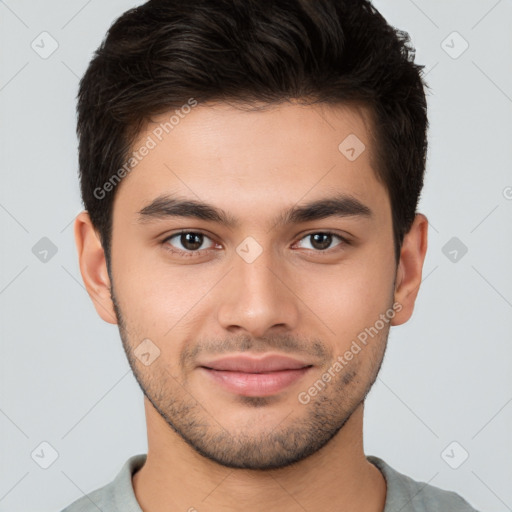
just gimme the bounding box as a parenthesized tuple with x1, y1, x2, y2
(109, 280, 391, 470)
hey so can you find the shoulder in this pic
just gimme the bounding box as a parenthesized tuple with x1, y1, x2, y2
(367, 455, 481, 512)
(59, 454, 147, 512)
(60, 483, 115, 512)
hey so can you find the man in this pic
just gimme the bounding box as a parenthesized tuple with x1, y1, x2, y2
(63, 0, 480, 511)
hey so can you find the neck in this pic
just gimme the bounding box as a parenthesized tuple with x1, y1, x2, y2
(132, 399, 387, 512)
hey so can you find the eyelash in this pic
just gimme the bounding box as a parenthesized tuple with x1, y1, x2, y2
(161, 230, 351, 258)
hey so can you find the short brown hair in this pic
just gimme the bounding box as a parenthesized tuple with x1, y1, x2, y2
(76, 0, 429, 273)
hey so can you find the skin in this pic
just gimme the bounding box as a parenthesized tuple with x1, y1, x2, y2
(75, 100, 428, 512)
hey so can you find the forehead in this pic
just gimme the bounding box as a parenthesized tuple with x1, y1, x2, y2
(112, 101, 389, 227)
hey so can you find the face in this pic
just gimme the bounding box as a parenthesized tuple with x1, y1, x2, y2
(101, 101, 401, 469)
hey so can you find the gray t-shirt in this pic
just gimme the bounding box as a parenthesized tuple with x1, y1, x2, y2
(60, 453, 481, 512)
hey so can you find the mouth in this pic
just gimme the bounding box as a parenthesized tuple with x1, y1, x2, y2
(198, 354, 313, 397)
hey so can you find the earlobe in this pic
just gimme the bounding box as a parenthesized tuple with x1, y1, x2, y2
(391, 213, 429, 327)
(74, 211, 118, 325)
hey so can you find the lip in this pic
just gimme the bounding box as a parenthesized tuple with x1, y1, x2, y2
(199, 354, 311, 372)
(198, 354, 313, 397)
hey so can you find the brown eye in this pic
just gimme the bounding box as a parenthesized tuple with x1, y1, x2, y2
(179, 232, 204, 251)
(296, 232, 346, 252)
(310, 233, 334, 250)
(163, 231, 215, 254)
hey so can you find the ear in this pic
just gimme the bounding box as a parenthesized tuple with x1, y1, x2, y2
(74, 210, 118, 325)
(391, 213, 429, 326)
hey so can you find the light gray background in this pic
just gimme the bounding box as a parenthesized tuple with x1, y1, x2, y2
(1, 1, 511, 511)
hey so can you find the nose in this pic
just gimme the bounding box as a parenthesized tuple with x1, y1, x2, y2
(215, 243, 300, 338)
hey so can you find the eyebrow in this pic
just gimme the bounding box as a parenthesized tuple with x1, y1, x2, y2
(136, 192, 373, 229)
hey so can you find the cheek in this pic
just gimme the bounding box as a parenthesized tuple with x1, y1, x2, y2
(298, 251, 393, 341)
(114, 259, 219, 340)
(112, 226, 394, 342)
